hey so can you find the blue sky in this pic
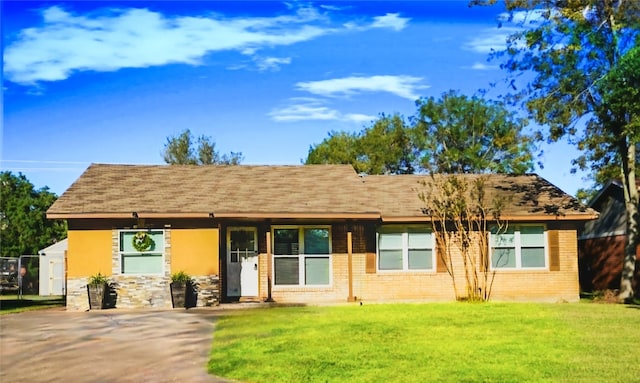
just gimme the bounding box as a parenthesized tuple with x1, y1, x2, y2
(2, 0, 586, 196)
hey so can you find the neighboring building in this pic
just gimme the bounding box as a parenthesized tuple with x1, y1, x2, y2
(47, 164, 597, 310)
(578, 180, 640, 295)
(38, 239, 67, 296)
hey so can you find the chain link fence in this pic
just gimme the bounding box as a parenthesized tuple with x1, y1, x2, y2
(1, 255, 41, 298)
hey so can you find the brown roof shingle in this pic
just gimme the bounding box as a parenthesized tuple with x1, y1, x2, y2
(48, 164, 598, 221)
(47, 164, 379, 218)
(363, 173, 598, 221)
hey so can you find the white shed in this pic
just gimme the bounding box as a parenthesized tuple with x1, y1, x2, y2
(39, 239, 67, 296)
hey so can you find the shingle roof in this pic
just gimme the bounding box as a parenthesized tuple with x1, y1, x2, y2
(363, 173, 598, 221)
(48, 164, 598, 221)
(47, 164, 379, 218)
(588, 179, 640, 209)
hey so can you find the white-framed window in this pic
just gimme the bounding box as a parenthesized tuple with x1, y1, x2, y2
(119, 230, 164, 274)
(377, 226, 434, 271)
(272, 226, 331, 286)
(490, 225, 546, 270)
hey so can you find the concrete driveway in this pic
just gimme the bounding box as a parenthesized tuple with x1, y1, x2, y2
(0, 308, 232, 383)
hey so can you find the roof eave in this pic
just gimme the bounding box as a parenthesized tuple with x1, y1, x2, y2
(48, 211, 598, 221)
(47, 212, 382, 220)
(212, 212, 381, 219)
(380, 214, 599, 222)
(47, 212, 213, 219)
(498, 214, 599, 221)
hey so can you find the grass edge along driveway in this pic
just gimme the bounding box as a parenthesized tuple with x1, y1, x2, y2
(0, 295, 64, 314)
(209, 303, 640, 383)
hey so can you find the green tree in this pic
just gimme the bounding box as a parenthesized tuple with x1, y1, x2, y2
(412, 90, 534, 174)
(0, 172, 67, 257)
(477, 0, 639, 300)
(358, 114, 415, 174)
(162, 129, 243, 165)
(576, 47, 640, 203)
(306, 114, 415, 174)
(305, 131, 363, 170)
(306, 92, 534, 175)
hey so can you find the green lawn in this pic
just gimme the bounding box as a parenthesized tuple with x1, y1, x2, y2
(209, 303, 640, 383)
(0, 295, 65, 314)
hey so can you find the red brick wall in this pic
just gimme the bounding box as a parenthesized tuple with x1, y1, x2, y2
(578, 235, 640, 294)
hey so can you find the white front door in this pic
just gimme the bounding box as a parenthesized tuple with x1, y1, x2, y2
(227, 227, 259, 297)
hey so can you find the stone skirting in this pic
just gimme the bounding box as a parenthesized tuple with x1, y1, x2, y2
(191, 275, 221, 307)
(66, 275, 220, 310)
(67, 278, 92, 311)
(110, 275, 173, 308)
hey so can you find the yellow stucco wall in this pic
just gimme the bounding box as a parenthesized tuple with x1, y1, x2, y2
(67, 230, 113, 277)
(171, 229, 219, 275)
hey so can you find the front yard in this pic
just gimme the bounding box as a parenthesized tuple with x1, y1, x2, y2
(209, 302, 640, 382)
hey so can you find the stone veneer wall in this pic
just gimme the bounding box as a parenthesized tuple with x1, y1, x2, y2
(66, 278, 93, 311)
(65, 228, 220, 310)
(191, 275, 220, 307)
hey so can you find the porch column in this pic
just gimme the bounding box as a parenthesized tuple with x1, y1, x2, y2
(265, 230, 274, 302)
(347, 231, 355, 302)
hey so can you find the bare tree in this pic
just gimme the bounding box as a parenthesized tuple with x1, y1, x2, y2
(419, 175, 507, 301)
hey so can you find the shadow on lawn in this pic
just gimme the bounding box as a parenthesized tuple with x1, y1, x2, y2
(0, 296, 65, 311)
(626, 301, 640, 309)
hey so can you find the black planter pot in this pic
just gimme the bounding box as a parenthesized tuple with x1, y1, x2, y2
(87, 284, 106, 310)
(170, 282, 187, 308)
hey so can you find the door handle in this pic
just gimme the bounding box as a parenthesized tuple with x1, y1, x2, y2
(254, 264, 258, 270)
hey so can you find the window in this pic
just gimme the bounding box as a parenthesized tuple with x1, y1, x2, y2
(229, 229, 256, 263)
(377, 226, 434, 271)
(273, 226, 331, 286)
(119, 230, 164, 274)
(490, 225, 546, 269)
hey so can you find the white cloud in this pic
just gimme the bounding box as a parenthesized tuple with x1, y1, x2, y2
(497, 9, 551, 25)
(464, 29, 513, 53)
(273, 73, 424, 124)
(319, 4, 350, 12)
(469, 62, 499, 71)
(343, 113, 375, 123)
(270, 102, 340, 122)
(269, 99, 375, 123)
(296, 75, 428, 101)
(255, 56, 292, 71)
(371, 13, 409, 31)
(344, 13, 410, 32)
(5, 5, 406, 85)
(6, 6, 326, 84)
(465, 9, 556, 54)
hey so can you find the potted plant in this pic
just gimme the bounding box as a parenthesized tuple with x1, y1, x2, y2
(170, 271, 192, 309)
(87, 272, 109, 310)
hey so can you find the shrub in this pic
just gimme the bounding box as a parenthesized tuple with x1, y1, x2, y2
(170, 271, 192, 284)
(88, 272, 109, 286)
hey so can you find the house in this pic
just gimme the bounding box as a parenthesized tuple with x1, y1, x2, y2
(47, 164, 597, 310)
(38, 239, 67, 296)
(578, 180, 640, 295)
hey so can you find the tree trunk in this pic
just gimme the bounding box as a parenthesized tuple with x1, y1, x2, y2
(619, 140, 638, 302)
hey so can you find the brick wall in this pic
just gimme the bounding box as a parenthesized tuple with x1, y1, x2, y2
(489, 229, 579, 302)
(256, 228, 580, 304)
(579, 234, 640, 294)
(259, 253, 351, 303)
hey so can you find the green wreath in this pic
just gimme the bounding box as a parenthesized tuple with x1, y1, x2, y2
(132, 231, 154, 252)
